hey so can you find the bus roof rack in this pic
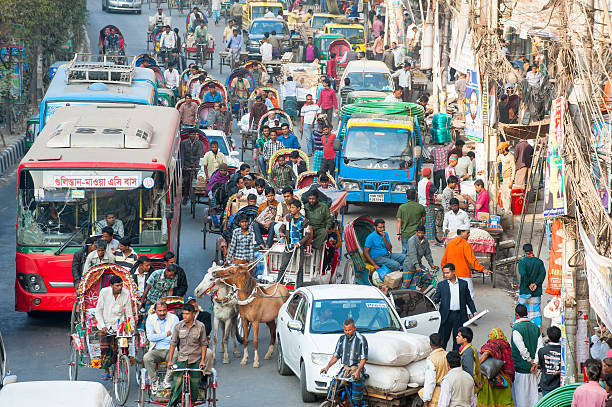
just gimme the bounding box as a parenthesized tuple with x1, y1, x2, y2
(66, 53, 136, 85)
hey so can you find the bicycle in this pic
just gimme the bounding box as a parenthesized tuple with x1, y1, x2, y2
(432, 204, 445, 243)
(320, 372, 367, 407)
(106, 328, 133, 406)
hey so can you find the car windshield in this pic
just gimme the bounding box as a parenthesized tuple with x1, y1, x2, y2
(251, 7, 285, 21)
(319, 37, 342, 53)
(17, 169, 168, 247)
(310, 298, 401, 334)
(312, 16, 336, 29)
(207, 136, 229, 155)
(345, 71, 392, 91)
(344, 126, 414, 170)
(328, 27, 364, 44)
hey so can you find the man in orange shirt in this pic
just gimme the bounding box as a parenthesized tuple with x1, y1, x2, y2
(441, 229, 491, 299)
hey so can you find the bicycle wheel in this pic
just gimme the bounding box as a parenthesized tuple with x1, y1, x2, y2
(134, 343, 145, 385)
(138, 377, 147, 407)
(207, 383, 217, 407)
(182, 391, 192, 407)
(434, 208, 445, 243)
(70, 301, 78, 334)
(68, 339, 80, 381)
(114, 354, 131, 406)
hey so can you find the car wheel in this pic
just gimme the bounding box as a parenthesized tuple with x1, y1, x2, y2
(300, 362, 316, 402)
(277, 339, 291, 376)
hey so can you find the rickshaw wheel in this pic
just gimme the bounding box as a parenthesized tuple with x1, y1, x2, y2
(134, 342, 145, 385)
(434, 207, 445, 243)
(182, 390, 192, 407)
(202, 220, 208, 250)
(70, 301, 78, 334)
(114, 354, 131, 406)
(207, 384, 217, 406)
(68, 339, 80, 381)
(138, 371, 147, 407)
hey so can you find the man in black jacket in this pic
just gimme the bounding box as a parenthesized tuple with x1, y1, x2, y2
(72, 237, 95, 288)
(536, 326, 562, 396)
(432, 263, 477, 351)
(163, 252, 188, 298)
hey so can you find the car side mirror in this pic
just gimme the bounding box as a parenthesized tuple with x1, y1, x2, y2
(413, 145, 422, 159)
(165, 208, 174, 220)
(343, 157, 349, 164)
(333, 139, 341, 151)
(287, 319, 303, 331)
(404, 319, 417, 329)
(2, 375, 17, 387)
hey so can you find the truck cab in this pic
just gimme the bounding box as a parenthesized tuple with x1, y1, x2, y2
(334, 116, 422, 204)
(323, 22, 365, 53)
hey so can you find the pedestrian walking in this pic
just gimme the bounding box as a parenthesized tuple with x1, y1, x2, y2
(391, 62, 412, 101)
(419, 333, 449, 406)
(283, 76, 302, 121)
(517, 243, 546, 327)
(317, 79, 337, 124)
(312, 118, 326, 171)
(536, 326, 562, 397)
(477, 328, 515, 407)
(510, 304, 543, 407)
(431, 142, 453, 191)
(432, 263, 477, 351)
(396, 188, 425, 252)
(514, 139, 534, 188)
(418, 168, 437, 243)
(456, 327, 482, 390)
(437, 351, 475, 407)
(319, 121, 336, 175)
(373, 32, 384, 60)
(441, 229, 490, 299)
(300, 94, 320, 156)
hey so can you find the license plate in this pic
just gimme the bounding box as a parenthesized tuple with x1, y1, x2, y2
(368, 194, 384, 203)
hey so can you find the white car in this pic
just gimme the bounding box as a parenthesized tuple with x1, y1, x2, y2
(276, 284, 440, 402)
(339, 60, 394, 108)
(0, 381, 116, 406)
(201, 129, 242, 169)
(0, 331, 17, 390)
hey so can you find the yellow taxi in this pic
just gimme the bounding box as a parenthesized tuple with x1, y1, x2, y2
(323, 22, 365, 53)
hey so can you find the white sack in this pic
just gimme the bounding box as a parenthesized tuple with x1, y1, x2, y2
(405, 358, 429, 386)
(364, 364, 410, 392)
(367, 331, 431, 366)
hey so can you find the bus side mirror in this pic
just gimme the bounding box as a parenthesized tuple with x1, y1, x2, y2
(333, 139, 341, 151)
(413, 146, 422, 159)
(166, 208, 174, 219)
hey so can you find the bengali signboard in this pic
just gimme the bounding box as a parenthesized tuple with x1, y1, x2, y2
(579, 223, 612, 332)
(543, 97, 567, 217)
(464, 69, 483, 142)
(46, 174, 141, 189)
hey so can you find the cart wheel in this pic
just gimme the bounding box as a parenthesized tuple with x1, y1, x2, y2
(234, 314, 249, 344)
(113, 354, 131, 406)
(202, 220, 208, 250)
(434, 208, 445, 243)
(70, 301, 78, 334)
(68, 339, 80, 381)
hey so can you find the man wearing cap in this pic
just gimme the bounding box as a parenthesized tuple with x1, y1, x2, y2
(496, 142, 515, 213)
(418, 168, 438, 243)
(114, 238, 138, 269)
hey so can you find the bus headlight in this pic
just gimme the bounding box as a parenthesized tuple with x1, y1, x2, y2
(17, 273, 48, 293)
(341, 180, 360, 191)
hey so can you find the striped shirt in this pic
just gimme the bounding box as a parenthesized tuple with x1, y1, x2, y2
(227, 227, 255, 261)
(263, 139, 285, 160)
(113, 250, 138, 269)
(333, 331, 368, 367)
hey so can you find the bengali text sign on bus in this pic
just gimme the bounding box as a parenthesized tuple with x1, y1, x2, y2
(52, 174, 141, 188)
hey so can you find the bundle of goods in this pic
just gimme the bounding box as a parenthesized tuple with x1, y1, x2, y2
(364, 331, 431, 392)
(430, 112, 452, 144)
(280, 62, 321, 89)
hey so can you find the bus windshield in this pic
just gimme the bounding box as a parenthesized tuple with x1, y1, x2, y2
(17, 169, 169, 247)
(344, 126, 413, 170)
(327, 27, 364, 44)
(252, 6, 284, 19)
(312, 16, 336, 29)
(345, 71, 392, 91)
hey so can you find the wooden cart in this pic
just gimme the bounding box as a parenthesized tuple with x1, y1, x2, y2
(364, 386, 422, 407)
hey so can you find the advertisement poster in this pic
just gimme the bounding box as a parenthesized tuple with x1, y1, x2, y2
(544, 97, 567, 216)
(465, 69, 483, 142)
(579, 223, 612, 332)
(546, 219, 563, 296)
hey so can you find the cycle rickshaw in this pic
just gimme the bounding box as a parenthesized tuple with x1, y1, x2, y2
(68, 263, 143, 406)
(225, 68, 256, 116)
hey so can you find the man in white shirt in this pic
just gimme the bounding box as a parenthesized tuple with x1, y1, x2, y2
(264, 7, 275, 17)
(95, 274, 134, 376)
(443, 198, 470, 239)
(260, 37, 273, 63)
(384, 89, 403, 102)
(299, 94, 320, 156)
(132, 256, 152, 297)
(525, 65, 542, 87)
(437, 351, 475, 407)
(201, 140, 227, 179)
(392, 62, 412, 102)
(160, 25, 177, 49)
(83, 239, 115, 275)
(143, 300, 180, 389)
(191, 74, 207, 99)
(164, 64, 180, 92)
(391, 41, 405, 68)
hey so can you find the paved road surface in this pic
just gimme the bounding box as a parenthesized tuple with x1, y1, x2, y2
(0, 2, 515, 405)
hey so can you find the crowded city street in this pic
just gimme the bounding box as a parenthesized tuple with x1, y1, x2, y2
(0, 0, 611, 405)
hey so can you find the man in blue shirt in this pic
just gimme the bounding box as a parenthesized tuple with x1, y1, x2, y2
(363, 218, 406, 272)
(143, 300, 180, 390)
(204, 83, 223, 102)
(279, 123, 300, 149)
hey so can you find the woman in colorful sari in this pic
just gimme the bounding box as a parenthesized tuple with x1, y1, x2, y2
(477, 328, 515, 407)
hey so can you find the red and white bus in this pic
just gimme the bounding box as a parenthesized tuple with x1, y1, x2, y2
(15, 105, 182, 313)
